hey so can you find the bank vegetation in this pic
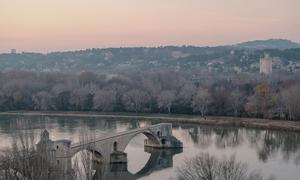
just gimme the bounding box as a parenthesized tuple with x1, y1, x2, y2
(0, 71, 299, 121)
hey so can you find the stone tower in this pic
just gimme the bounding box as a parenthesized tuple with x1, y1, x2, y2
(260, 54, 273, 75)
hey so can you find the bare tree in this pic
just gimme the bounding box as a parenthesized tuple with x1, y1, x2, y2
(0, 122, 104, 180)
(157, 90, 176, 113)
(141, 74, 163, 111)
(50, 84, 71, 110)
(229, 89, 244, 117)
(0, 121, 53, 180)
(245, 95, 261, 118)
(93, 89, 117, 112)
(78, 72, 97, 87)
(176, 153, 277, 180)
(72, 129, 96, 180)
(70, 87, 93, 111)
(32, 91, 54, 110)
(122, 89, 150, 113)
(192, 87, 212, 118)
(218, 155, 247, 180)
(177, 81, 196, 108)
(177, 152, 219, 180)
(280, 85, 300, 120)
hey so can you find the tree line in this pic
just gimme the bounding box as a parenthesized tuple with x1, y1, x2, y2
(0, 71, 299, 120)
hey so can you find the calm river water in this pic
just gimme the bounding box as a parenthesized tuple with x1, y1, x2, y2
(0, 115, 299, 180)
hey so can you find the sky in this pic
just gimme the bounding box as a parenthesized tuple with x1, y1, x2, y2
(0, 0, 299, 53)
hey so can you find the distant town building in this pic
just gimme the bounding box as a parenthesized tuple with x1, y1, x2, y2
(11, 49, 17, 54)
(260, 54, 273, 74)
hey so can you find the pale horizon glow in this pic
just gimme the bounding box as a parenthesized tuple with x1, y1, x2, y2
(0, 0, 299, 53)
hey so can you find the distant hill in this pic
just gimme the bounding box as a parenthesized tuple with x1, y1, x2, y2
(0, 41, 300, 74)
(234, 39, 300, 50)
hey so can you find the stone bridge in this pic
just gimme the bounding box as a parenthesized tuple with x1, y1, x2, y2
(36, 123, 182, 179)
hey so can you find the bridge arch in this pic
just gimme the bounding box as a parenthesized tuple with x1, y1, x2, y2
(121, 130, 161, 152)
(116, 130, 160, 175)
(71, 147, 104, 178)
(71, 146, 104, 163)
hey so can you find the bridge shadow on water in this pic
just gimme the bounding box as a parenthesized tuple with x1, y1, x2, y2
(92, 147, 182, 180)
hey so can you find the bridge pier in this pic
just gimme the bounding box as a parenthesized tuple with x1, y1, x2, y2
(110, 151, 127, 164)
(144, 123, 182, 148)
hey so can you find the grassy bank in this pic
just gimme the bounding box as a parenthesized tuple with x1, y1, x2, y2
(1, 111, 300, 132)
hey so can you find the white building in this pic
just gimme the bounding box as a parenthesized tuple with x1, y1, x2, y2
(260, 54, 272, 75)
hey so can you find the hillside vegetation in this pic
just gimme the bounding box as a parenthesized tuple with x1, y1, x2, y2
(0, 39, 300, 74)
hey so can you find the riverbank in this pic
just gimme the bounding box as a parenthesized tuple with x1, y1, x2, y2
(1, 111, 300, 132)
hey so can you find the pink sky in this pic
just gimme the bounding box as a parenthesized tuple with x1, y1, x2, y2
(0, 0, 299, 53)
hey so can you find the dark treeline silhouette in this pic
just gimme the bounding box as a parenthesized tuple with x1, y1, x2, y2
(0, 71, 299, 120)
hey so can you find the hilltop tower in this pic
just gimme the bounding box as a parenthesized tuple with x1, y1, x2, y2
(260, 54, 273, 75)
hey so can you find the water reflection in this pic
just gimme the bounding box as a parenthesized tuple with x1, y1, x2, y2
(93, 148, 182, 180)
(178, 124, 300, 164)
(0, 115, 300, 179)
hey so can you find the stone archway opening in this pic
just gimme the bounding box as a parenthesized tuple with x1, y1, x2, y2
(113, 141, 118, 151)
(123, 131, 160, 174)
(161, 139, 166, 145)
(71, 149, 103, 180)
(124, 133, 151, 174)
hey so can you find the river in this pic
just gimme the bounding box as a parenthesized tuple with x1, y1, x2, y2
(0, 114, 299, 180)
